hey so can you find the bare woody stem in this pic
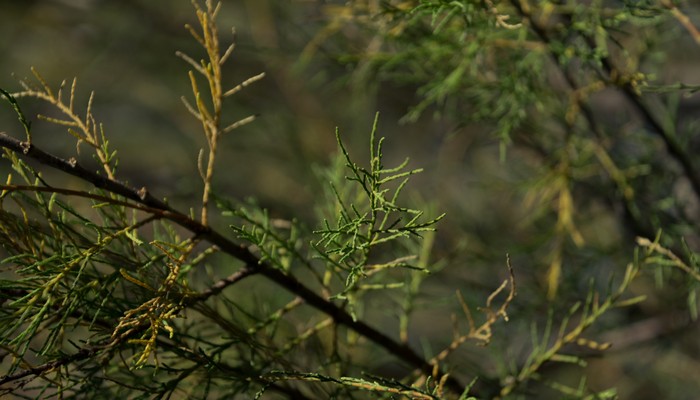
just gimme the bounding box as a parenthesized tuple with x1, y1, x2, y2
(0, 131, 467, 396)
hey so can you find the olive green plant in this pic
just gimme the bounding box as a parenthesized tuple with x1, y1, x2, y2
(0, 1, 511, 399)
(303, 0, 700, 398)
(2, 0, 700, 399)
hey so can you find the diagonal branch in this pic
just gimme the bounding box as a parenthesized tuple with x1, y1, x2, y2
(0, 330, 313, 400)
(507, 0, 677, 244)
(510, 0, 700, 202)
(0, 131, 467, 395)
(0, 341, 103, 388)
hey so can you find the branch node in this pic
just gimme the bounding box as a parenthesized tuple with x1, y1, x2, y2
(138, 186, 148, 201)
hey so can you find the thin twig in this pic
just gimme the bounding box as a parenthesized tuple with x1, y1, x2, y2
(661, 0, 700, 45)
(0, 131, 466, 395)
(510, 0, 700, 202)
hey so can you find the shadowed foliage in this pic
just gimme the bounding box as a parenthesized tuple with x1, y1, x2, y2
(1, 1, 700, 399)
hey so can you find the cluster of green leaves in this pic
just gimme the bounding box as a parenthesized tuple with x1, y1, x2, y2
(314, 116, 444, 307)
(2, 0, 700, 399)
(0, 139, 193, 395)
(0, 2, 459, 398)
(309, 0, 700, 398)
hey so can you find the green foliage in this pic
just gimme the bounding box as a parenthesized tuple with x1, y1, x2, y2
(311, 0, 700, 397)
(1, 0, 700, 399)
(315, 116, 444, 295)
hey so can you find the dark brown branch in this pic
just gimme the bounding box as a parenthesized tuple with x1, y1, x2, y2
(593, 46, 700, 201)
(154, 338, 316, 400)
(0, 332, 310, 400)
(508, 0, 664, 244)
(510, 0, 700, 201)
(0, 325, 132, 388)
(0, 131, 465, 395)
(183, 266, 258, 305)
(0, 345, 100, 388)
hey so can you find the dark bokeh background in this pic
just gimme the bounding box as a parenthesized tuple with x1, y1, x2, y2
(0, 1, 487, 218)
(2, 1, 700, 399)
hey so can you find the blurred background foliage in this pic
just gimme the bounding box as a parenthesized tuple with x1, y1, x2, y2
(1, 0, 700, 398)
